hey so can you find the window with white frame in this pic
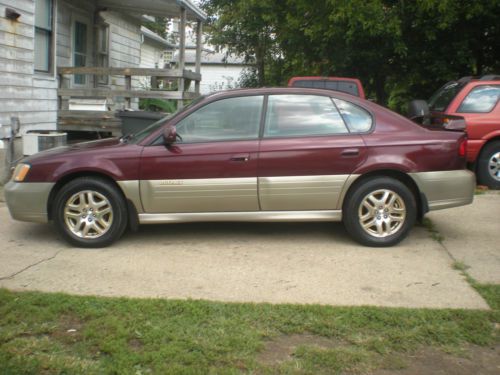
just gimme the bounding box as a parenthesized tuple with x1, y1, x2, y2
(162, 51, 173, 62)
(34, 0, 54, 73)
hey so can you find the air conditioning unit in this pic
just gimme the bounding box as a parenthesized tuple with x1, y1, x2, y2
(23, 131, 67, 155)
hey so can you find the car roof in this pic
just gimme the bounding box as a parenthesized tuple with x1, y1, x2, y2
(204, 87, 366, 103)
(287, 76, 361, 83)
(458, 75, 500, 84)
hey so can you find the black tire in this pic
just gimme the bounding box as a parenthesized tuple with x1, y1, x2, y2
(343, 177, 417, 247)
(477, 141, 500, 189)
(53, 177, 128, 248)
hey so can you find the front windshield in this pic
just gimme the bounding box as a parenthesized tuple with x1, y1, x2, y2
(428, 81, 464, 112)
(126, 95, 206, 144)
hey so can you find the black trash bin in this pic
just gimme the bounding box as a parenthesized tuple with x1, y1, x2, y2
(118, 111, 166, 136)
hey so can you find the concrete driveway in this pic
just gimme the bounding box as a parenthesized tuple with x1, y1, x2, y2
(429, 192, 500, 284)
(0, 193, 497, 310)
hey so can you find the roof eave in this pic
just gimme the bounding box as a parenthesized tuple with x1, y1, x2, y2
(176, 0, 207, 21)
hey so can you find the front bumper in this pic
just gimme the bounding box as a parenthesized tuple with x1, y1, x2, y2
(4, 181, 55, 223)
(409, 170, 475, 211)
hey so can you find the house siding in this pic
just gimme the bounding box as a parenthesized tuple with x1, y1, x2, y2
(140, 42, 166, 69)
(101, 10, 141, 93)
(0, 0, 58, 135)
(139, 40, 169, 89)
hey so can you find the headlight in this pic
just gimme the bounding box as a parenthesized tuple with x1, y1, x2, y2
(11, 163, 31, 182)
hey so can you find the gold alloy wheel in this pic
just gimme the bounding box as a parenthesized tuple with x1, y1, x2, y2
(358, 189, 406, 238)
(63, 190, 113, 239)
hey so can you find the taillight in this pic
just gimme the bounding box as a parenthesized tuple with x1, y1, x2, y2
(459, 139, 467, 157)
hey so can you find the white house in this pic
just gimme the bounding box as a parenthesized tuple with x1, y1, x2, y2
(139, 25, 175, 89)
(140, 26, 174, 69)
(167, 20, 253, 95)
(174, 49, 251, 94)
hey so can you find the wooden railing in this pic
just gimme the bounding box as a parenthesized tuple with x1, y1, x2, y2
(56, 67, 201, 135)
(57, 67, 200, 106)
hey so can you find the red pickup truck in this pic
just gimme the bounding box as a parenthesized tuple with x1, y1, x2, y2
(288, 76, 366, 99)
(409, 75, 500, 188)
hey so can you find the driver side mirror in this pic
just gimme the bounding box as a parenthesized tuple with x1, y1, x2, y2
(162, 125, 177, 145)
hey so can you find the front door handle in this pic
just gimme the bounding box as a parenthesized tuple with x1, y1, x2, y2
(341, 148, 360, 157)
(230, 154, 250, 162)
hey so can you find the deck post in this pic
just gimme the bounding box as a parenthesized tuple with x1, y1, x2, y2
(195, 20, 202, 94)
(58, 72, 69, 110)
(178, 7, 187, 108)
(124, 75, 132, 109)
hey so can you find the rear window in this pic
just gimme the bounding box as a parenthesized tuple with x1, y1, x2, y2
(428, 81, 465, 112)
(291, 79, 360, 97)
(333, 99, 373, 133)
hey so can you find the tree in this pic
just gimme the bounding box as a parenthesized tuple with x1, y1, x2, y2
(200, 0, 280, 86)
(201, 0, 500, 110)
(274, 0, 405, 104)
(141, 17, 169, 39)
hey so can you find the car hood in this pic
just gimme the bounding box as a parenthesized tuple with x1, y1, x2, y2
(23, 138, 125, 163)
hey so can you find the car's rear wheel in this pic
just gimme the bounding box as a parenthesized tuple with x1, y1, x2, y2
(53, 177, 127, 248)
(343, 177, 417, 247)
(477, 141, 500, 189)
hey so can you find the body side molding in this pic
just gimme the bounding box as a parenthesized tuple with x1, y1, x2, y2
(138, 210, 342, 224)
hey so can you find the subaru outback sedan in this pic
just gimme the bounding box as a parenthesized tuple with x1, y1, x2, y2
(5, 88, 474, 248)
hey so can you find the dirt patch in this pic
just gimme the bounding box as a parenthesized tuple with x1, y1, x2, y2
(50, 314, 85, 345)
(257, 333, 347, 365)
(128, 338, 144, 352)
(373, 344, 500, 375)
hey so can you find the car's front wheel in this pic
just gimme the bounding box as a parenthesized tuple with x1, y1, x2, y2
(53, 177, 128, 248)
(477, 141, 500, 189)
(343, 177, 417, 247)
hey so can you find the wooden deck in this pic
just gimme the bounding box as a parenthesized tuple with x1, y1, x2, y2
(58, 111, 121, 135)
(57, 67, 201, 135)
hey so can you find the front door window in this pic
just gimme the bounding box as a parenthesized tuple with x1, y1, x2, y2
(175, 96, 264, 143)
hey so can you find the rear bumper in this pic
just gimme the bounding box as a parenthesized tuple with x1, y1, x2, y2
(4, 181, 54, 223)
(409, 170, 475, 211)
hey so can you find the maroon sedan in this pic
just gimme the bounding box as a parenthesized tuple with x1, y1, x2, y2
(5, 88, 474, 248)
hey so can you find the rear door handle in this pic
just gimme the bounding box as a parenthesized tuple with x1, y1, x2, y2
(230, 154, 250, 162)
(341, 148, 360, 157)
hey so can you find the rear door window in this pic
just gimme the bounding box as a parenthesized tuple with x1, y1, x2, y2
(263, 94, 348, 138)
(457, 85, 500, 113)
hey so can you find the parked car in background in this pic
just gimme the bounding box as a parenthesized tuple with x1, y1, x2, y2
(409, 75, 500, 188)
(5, 88, 474, 248)
(288, 76, 366, 99)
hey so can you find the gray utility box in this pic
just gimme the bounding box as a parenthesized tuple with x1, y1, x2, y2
(118, 111, 165, 136)
(23, 131, 67, 155)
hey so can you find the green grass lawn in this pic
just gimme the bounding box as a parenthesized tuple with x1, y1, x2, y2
(0, 286, 499, 374)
